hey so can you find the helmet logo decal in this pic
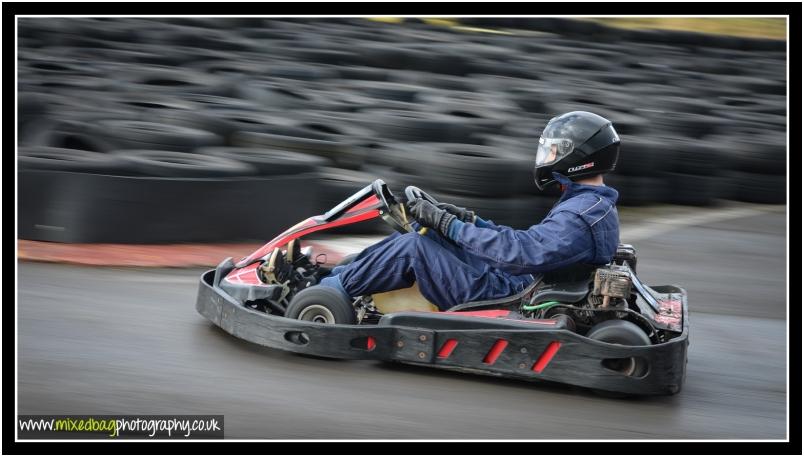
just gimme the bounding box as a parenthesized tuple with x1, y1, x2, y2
(568, 162, 595, 173)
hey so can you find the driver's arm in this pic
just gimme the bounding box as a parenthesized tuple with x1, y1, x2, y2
(474, 217, 504, 232)
(446, 210, 595, 276)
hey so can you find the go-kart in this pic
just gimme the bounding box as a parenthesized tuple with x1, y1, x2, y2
(195, 179, 688, 396)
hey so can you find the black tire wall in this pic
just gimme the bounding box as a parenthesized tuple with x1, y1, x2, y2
(17, 17, 787, 243)
(19, 170, 317, 243)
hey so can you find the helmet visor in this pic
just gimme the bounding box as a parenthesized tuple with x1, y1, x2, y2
(536, 137, 574, 166)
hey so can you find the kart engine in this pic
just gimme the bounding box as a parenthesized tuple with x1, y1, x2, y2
(589, 264, 633, 309)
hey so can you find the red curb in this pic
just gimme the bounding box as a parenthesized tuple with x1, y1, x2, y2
(18, 240, 348, 268)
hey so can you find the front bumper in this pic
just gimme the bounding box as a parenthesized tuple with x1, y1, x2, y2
(196, 258, 689, 396)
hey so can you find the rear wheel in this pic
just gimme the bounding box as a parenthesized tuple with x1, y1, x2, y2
(587, 319, 651, 378)
(286, 285, 356, 324)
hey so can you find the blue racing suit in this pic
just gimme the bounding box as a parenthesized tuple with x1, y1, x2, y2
(336, 173, 620, 310)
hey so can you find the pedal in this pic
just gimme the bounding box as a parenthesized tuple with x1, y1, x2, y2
(259, 247, 292, 285)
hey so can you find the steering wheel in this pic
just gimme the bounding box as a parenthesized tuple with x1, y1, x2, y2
(370, 180, 440, 235)
(404, 185, 439, 206)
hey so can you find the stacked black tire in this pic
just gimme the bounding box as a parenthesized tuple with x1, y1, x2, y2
(18, 17, 787, 243)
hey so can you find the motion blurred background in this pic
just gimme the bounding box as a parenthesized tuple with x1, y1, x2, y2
(18, 16, 787, 242)
(16, 17, 790, 441)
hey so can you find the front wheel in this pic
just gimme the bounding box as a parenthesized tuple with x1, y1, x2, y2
(286, 285, 356, 325)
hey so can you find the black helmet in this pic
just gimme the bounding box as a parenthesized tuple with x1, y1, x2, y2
(533, 111, 620, 190)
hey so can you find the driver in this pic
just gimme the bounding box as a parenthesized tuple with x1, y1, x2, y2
(315, 111, 622, 310)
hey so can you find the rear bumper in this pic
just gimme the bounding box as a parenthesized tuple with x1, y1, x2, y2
(196, 258, 689, 396)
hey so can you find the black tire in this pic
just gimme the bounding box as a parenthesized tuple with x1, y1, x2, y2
(586, 319, 651, 378)
(231, 131, 350, 160)
(390, 71, 473, 91)
(711, 109, 785, 133)
(89, 120, 223, 152)
(109, 150, 257, 177)
(172, 93, 260, 111)
(356, 110, 475, 143)
(286, 286, 356, 325)
(661, 172, 720, 206)
(642, 112, 723, 140)
(613, 136, 672, 177)
(19, 118, 118, 152)
(18, 91, 49, 119)
(142, 109, 237, 138)
(470, 137, 562, 197)
(728, 137, 786, 175)
(259, 63, 339, 82)
(342, 81, 432, 103)
(181, 110, 314, 139)
(116, 67, 230, 96)
(234, 80, 320, 110)
(18, 147, 128, 174)
(358, 163, 416, 191)
(194, 147, 332, 176)
(101, 92, 197, 113)
(723, 170, 786, 204)
(604, 174, 664, 207)
(667, 140, 725, 176)
(416, 144, 525, 198)
(337, 66, 392, 82)
(233, 128, 368, 170)
(288, 118, 374, 169)
(641, 95, 716, 116)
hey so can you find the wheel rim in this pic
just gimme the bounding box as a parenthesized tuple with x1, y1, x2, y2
(298, 304, 336, 324)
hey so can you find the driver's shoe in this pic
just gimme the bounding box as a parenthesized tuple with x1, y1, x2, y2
(259, 247, 293, 284)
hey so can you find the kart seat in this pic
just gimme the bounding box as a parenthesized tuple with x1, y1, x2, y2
(444, 278, 544, 312)
(444, 263, 596, 312)
(529, 279, 591, 305)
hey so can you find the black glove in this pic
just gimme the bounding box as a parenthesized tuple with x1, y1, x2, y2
(435, 202, 476, 223)
(408, 198, 457, 237)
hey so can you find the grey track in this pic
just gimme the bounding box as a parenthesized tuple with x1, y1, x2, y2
(18, 205, 788, 439)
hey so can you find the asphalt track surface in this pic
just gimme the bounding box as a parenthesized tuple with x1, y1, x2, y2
(18, 204, 788, 439)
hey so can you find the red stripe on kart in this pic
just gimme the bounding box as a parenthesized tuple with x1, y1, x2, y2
(532, 341, 561, 374)
(366, 336, 376, 351)
(437, 339, 459, 359)
(482, 339, 508, 365)
(347, 195, 381, 213)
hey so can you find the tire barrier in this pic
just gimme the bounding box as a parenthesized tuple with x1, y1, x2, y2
(723, 171, 786, 204)
(87, 120, 225, 152)
(19, 170, 318, 243)
(412, 144, 528, 198)
(108, 150, 258, 178)
(313, 168, 393, 235)
(195, 147, 333, 176)
(19, 147, 131, 175)
(17, 17, 787, 243)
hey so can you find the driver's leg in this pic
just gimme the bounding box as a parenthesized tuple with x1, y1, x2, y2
(334, 232, 520, 309)
(330, 225, 470, 278)
(329, 231, 404, 277)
